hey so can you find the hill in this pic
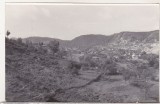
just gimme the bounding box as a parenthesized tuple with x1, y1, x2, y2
(23, 36, 69, 45)
(64, 34, 111, 49)
(110, 30, 159, 44)
(23, 30, 159, 50)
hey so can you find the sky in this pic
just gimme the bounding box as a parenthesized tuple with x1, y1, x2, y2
(6, 4, 159, 40)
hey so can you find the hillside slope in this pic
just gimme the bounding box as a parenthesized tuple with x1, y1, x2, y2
(23, 30, 159, 50)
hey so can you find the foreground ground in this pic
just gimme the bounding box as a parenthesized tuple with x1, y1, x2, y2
(52, 69, 159, 103)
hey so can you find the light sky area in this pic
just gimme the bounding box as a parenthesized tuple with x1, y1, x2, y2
(6, 4, 159, 40)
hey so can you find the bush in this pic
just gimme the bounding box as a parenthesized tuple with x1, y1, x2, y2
(68, 61, 81, 75)
(56, 49, 68, 58)
(47, 40, 59, 54)
(101, 59, 118, 75)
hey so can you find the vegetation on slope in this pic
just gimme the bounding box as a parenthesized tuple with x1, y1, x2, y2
(5, 30, 159, 102)
(6, 37, 74, 101)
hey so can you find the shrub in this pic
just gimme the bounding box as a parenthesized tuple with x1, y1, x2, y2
(56, 49, 68, 58)
(101, 59, 118, 75)
(68, 61, 81, 75)
(47, 40, 59, 54)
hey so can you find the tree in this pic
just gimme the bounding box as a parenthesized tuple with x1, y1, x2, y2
(6, 30, 10, 37)
(47, 40, 59, 54)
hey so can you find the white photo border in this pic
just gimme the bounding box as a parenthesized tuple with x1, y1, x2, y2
(0, 0, 159, 103)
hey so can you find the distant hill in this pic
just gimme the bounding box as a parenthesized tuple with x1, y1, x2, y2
(143, 30, 159, 43)
(23, 30, 159, 50)
(63, 34, 112, 49)
(110, 30, 159, 44)
(23, 36, 69, 45)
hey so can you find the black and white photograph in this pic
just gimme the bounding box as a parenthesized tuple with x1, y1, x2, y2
(5, 3, 159, 103)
